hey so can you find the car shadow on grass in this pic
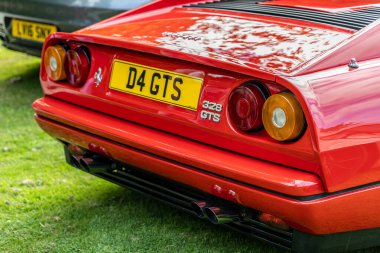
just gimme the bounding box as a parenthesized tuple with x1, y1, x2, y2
(0, 51, 40, 87)
(36, 180, 283, 253)
(2, 63, 40, 85)
(31, 173, 380, 253)
(0, 60, 42, 115)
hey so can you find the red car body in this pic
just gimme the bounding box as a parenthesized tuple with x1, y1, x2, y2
(33, 0, 380, 251)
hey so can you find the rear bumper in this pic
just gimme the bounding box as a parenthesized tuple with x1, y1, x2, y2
(33, 96, 380, 236)
(0, 24, 5, 39)
(2, 40, 42, 57)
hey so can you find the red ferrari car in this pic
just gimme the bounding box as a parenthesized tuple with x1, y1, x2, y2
(32, 0, 380, 251)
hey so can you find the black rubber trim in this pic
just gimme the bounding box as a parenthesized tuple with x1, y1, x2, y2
(64, 145, 294, 250)
(2, 42, 42, 57)
(60, 117, 380, 252)
(64, 145, 380, 252)
(292, 228, 380, 252)
(186, 0, 380, 31)
(37, 114, 380, 202)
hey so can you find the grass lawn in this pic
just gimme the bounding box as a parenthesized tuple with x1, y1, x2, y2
(0, 46, 283, 253)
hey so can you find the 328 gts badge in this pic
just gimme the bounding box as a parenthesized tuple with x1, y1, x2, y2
(200, 100, 223, 123)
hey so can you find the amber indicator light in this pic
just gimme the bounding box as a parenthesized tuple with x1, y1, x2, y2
(44, 45, 67, 81)
(262, 92, 305, 141)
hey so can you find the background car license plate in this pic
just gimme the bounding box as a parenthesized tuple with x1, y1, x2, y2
(109, 60, 203, 111)
(11, 19, 57, 42)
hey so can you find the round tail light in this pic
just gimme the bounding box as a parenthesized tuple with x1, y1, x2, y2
(44, 45, 66, 81)
(228, 84, 267, 131)
(262, 92, 305, 141)
(64, 47, 90, 86)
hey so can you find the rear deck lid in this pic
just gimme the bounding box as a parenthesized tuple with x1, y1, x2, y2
(77, 5, 354, 74)
(261, 0, 380, 13)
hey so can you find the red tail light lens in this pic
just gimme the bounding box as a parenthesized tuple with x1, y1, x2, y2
(228, 84, 267, 131)
(64, 47, 90, 86)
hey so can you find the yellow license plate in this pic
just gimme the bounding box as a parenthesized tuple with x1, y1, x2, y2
(12, 19, 57, 42)
(109, 60, 203, 111)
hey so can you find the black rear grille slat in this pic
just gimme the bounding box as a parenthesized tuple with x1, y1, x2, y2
(235, 222, 292, 247)
(225, 223, 292, 250)
(186, 0, 380, 30)
(98, 172, 197, 214)
(247, 218, 293, 237)
(117, 170, 200, 202)
(360, 8, 380, 13)
(190, 4, 367, 30)
(102, 172, 195, 205)
(204, 2, 377, 19)
(240, 5, 373, 24)
(101, 170, 294, 249)
(72, 154, 294, 250)
(256, 5, 376, 23)
(209, 6, 366, 30)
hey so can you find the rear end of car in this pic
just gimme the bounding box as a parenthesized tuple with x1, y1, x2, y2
(32, 0, 380, 252)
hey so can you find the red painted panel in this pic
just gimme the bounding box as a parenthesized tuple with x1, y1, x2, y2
(39, 39, 320, 176)
(283, 59, 380, 192)
(76, 8, 352, 74)
(34, 113, 380, 235)
(33, 97, 323, 197)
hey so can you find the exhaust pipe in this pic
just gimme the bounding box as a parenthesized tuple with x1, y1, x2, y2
(191, 201, 208, 218)
(65, 144, 116, 174)
(79, 156, 113, 174)
(191, 200, 241, 224)
(71, 155, 83, 169)
(204, 206, 240, 224)
(64, 145, 84, 169)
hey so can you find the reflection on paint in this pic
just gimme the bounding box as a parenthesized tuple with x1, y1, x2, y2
(157, 16, 350, 73)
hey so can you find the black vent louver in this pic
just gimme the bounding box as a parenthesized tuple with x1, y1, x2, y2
(186, 0, 380, 31)
(64, 144, 294, 251)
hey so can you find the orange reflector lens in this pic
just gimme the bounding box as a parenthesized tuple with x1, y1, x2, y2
(44, 45, 66, 81)
(258, 213, 290, 231)
(262, 93, 305, 141)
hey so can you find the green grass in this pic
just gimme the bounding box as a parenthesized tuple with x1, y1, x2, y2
(0, 46, 282, 253)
